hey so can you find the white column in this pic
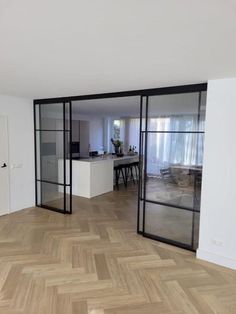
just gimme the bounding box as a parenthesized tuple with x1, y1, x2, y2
(197, 78, 236, 270)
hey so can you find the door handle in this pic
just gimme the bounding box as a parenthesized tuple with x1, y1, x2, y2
(1, 163, 7, 168)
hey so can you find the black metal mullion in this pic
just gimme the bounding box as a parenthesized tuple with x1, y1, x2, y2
(39, 105, 42, 206)
(142, 96, 149, 235)
(34, 83, 207, 105)
(141, 130, 204, 134)
(142, 198, 195, 213)
(36, 179, 70, 186)
(140, 133, 144, 200)
(142, 232, 195, 252)
(63, 102, 66, 214)
(35, 129, 70, 132)
(33, 104, 38, 206)
(69, 101, 72, 214)
(191, 91, 203, 249)
(137, 96, 143, 233)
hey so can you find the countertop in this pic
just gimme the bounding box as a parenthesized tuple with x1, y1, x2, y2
(72, 154, 139, 164)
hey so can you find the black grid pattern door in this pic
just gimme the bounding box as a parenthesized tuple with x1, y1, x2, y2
(34, 102, 72, 214)
(138, 90, 206, 251)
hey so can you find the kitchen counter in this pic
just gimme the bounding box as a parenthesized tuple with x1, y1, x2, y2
(58, 155, 139, 198)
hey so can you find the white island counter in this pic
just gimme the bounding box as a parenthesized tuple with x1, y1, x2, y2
(59, 155, 139, 198)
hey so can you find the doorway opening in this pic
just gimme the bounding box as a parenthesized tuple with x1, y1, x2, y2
(70, 96, 141, 199)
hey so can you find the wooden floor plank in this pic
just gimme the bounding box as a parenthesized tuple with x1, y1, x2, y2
(0, 185, 235, 313)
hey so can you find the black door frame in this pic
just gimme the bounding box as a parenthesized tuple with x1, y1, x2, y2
(34, 83, 207, 235)
(138, 89, 207, 252)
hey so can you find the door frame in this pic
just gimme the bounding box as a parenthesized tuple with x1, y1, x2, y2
(137, 87, 207, 252)
(34, 83, 207, 225)
(0, 115, 10, 216)
(34, 102, 72, 214)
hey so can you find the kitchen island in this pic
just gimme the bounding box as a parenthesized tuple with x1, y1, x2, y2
(59, 155, 139, 198)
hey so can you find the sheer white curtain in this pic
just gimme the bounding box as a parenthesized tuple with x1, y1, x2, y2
(118, 118, 140, 152)
(125, 115, 204, 176)
(119, 119, 125, 143)
(127, 118, 140, 151)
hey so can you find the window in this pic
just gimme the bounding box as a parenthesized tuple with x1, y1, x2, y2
(146, 115, 204, 176)
(113, 120, 121, 140)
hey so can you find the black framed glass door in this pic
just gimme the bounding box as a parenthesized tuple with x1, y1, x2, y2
(34, 101, 72, 214)
(138, 89, 206, 251)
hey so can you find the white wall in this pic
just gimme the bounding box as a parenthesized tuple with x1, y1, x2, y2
(89, 118, 104, 151)
(197, 78, 236, 270)
(73, 113, 104, 152)
(0, 95, 34, 212)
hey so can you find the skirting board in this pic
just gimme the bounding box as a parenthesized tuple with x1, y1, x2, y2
(197, 249, 236, 270)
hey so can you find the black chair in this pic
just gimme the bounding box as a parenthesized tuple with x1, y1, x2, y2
(160, 167, 174, 183)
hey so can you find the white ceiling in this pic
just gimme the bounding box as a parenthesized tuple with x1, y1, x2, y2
(1, 0, 236, 99)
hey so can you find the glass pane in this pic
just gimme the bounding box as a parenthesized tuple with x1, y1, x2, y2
(139, 132, 145, 199)
(146, 132, 202, 209)
(193, 211, 200, 250)
(66, 186, 71, 213)
(138, 200, 144, 232)
(56, 131, 71, 186)
(41, 182, 64, 211)
(199, 91, 207, 132)
(39, 130, 64, 184)
(193, 165, 202, 211)
(37, 103, 70, 131)
(65, 131, 71, 185)
(35, 104, 40, 130)
(148, 92, 200, 132)
(36, 181, 41, 206)
(145, 202, 193, 246)
(37, 129, 71, 185)
(141, 96, 147, 131)
(65, 102, 71, 131)
(36, 131, 41, 180)
(39, 103, 63, 130)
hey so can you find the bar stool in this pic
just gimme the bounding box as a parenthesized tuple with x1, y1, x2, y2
(122, 163, 135, 186)
(114, 164, 126, 190)
(129, 161, 139, 183)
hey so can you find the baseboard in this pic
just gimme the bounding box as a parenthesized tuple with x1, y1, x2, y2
(197, 249, 236, 270)
(10, 202, 35, 214)
(10, 207, 26, 214)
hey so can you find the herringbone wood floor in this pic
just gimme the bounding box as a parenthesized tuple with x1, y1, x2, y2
(0, 186, 236, 314)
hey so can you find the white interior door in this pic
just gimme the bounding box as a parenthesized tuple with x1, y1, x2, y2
(0, 116, 10, 215)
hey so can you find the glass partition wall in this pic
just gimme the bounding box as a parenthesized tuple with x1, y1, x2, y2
(34, 102, 72, 214)
(34, 84, 206, 251)
(138, 90, 206, 251)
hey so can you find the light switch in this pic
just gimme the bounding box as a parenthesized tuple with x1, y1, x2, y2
(11, 163, 23, 169)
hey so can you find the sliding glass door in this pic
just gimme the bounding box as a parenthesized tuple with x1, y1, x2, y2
(138, 89, 206, 250)
(34, 102, 72, 214)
